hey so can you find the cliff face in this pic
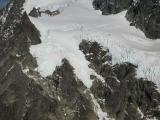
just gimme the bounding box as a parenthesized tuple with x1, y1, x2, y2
(79, 40, 160, 120)
(0, 0, 160, 120)
(92, 0, 132, 15)
(0, 1, 97, 120)
(0, 1, 50, 120)
(93, 0, 160, 39)
(126, 0, 160, 39)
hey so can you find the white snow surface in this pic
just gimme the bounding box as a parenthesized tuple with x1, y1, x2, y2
(24, 0, 160, 91)
(91, 94, 113, 120)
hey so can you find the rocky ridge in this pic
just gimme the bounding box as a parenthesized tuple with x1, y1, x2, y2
(92, 0, 132, 15)
(79, 40, 160, 120)
(93, 0, 160, 39)
(126, 0, 160, 39)
(0, 0, 160, 120)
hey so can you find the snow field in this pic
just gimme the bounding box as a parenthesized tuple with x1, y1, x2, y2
(25, 0, 160, 91)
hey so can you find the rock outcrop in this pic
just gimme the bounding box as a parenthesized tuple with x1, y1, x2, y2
(92, 0, 132, 15)
(79, 40, 160, 120)
(0, 64, 59, 120)
(47, 59, 97, 120)
(0, 1, 96, 120)
(126, 0, 160, 39)
(0, 0, 160, 120)
(28, 7, 41, 18)
(92, 0, 160, 39)
(29, 7, 60, 17)
(0, 1, 60, 120)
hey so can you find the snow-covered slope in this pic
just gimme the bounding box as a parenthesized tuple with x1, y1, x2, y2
(24, 0, 160, 90)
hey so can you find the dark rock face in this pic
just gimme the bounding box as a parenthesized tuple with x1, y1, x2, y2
(92, 0, 160, 39)
(0, 1, 97, 119)
(92, 0, 131, 15)
(48, 59, 97, 120)
(0, 64, 58, 120)
(79, 40, 112, 75)
(29, 7, 41, 17)
(0, 0, 41, 54)
(21, 12, 41, 45)
(0, 1, 97, 120)
(41, 10, 60, 16)
(0, 1, 60, 120)
(79, 40, 160, 120)
(126, 0, 160, 39)
(1, 0, 160, 120)
(0, 0, 25, 41)
(29, 7, 60, 17)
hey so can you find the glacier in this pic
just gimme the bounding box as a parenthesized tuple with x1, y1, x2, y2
(24, 0, 160, 91)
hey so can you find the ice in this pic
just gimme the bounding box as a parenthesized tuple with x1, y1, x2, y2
(24, 0, 160, 91)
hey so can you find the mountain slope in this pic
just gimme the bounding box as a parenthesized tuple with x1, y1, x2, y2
(0, 0, 160, 120)
(25, 0, 160, 90)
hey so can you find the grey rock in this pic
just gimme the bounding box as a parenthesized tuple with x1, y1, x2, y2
(92, 0, 160, 39)
(1, 0, 160, 120)
(126, 0, 160, 39)
(92, 0, 132, 15)
(79, 40, 160, 120)
(49, 59, 97, 120)
(29, 7, 41, 17)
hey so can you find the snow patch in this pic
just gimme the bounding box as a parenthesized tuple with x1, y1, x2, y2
(90, 94, 113, 120)
(137, 107, 144, 119)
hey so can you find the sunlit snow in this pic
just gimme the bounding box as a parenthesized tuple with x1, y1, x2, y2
(24, 0, 160, 91)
